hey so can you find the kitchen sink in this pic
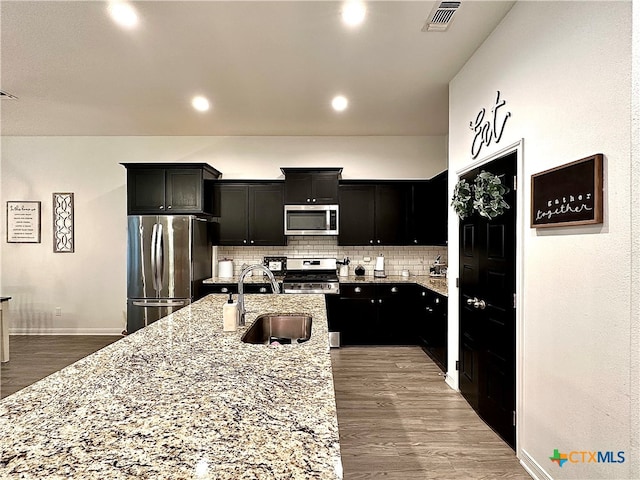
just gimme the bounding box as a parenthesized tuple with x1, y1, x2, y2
(241, 313, 312, 345)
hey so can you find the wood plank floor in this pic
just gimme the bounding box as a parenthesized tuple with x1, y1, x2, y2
(0, 335, 121, 398)
(1, 337, 531, 479)
(331, 346, 531, 479)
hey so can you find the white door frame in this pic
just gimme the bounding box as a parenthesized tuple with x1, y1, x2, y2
(454, 138, 525, 454)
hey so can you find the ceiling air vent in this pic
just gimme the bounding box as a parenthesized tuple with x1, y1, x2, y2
(0, 90, 18, 100)
(421, 1, 461, 32)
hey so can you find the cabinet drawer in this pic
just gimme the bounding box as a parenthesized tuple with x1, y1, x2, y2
(339, 284, 376, 298)
(377, 283, 417, 298)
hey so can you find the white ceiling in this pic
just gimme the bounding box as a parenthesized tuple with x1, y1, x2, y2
(0, 1, 514, 136)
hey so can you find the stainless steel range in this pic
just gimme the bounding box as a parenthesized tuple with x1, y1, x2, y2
(282, 258, 340, 295)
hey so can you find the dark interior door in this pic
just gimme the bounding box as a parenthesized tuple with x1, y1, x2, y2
(458, 151, 517, 449)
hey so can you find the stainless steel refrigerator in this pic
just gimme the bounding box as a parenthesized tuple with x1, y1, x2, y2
(127, 215, 211, 333)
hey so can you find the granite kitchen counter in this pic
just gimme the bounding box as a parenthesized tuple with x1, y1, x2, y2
(203, 275, 448, 297)
(0, 294, 341, 479)
(336, 275, 448, 297)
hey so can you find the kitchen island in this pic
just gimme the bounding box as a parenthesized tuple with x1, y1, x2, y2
(0, 294, 341, 479)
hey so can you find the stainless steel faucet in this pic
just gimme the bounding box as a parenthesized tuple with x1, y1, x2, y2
(237, 264, 281, 326)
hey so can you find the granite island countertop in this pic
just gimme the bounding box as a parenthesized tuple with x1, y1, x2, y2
(0, 294, 341, 479)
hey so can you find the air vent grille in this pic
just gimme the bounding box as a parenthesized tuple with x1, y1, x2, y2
(422, 1, 461, 32)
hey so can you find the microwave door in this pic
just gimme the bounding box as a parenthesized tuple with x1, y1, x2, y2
(288, 211, 325, 232)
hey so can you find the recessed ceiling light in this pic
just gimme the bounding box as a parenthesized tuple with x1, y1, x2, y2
(191, 96, 211, 112)
(332, 95, 349, 112)
(342, 1, 366, 27)
(108, 2, 139, 29)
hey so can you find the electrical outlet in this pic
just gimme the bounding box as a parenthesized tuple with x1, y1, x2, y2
(55, 307, 62, 316)
(363, 256, 371, 262)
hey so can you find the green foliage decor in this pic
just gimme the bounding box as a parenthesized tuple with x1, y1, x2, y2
(451, 179, 473, 219)
(452, 171, 510, 220)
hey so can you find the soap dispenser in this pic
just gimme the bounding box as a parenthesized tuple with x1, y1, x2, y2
(223, 293, 239, 331)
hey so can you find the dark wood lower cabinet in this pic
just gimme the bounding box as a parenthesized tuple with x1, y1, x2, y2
(327, 284, 423, 346)
(416, 288, 448, 372)
(201, 283, 282, 296)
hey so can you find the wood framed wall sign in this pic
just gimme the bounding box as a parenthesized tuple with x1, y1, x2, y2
(6, 201, 41, 243)
(531, 153, 603, 228)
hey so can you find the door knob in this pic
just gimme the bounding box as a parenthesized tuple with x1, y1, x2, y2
(467, 297, 486, 310)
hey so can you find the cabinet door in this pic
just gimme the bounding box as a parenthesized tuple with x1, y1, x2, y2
(311, 172, 339, 204)
(284, 171, 339, 204)
(409, 181, 430, 245)
(337, 284, 379, 345)
(426, 172, 448, 246)
(249, 184, 285, 246)
(283, 173, 312, 204)
(165, 169, 203, 213)
(127, 168, 166, 214)
(377, 284, 418, 345)
(338, 185, 375, 246)
(214, 185, 249, 245)
(375, 184, 409, 245)
(417, 289, 447, 371)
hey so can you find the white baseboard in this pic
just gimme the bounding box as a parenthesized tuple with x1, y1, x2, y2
(520, 448, 553, 480)
(10, 328, 123, 335)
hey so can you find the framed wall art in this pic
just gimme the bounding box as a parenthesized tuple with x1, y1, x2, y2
(531, 153, 603, 228)
(53, 192, 74, 253)
(6, 201, 41, 243)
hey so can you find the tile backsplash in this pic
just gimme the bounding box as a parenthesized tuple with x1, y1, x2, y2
(213, 236, 447, 277)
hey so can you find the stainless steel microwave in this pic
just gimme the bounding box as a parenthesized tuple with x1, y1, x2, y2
(284, 204, 339, 236)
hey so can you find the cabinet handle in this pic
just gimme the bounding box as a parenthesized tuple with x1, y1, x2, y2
(167, 205, 172, 209)
(354, 287, 361, 293)
(312, 198, 317, 202)
(243, 240, 247, 244)
(307, 198, 311, 202)
(370, 299, 375, 304)
(369, 240, 373, 244)
(426, 307, 433, 313)
(434, 298, 440, 304)
(221, 287, 228, 293)
(159, 205, 164, 210)
(414, 239, 418, 244)
(391, 287, 398, 293)
(377, 239, 381, 244)
(259, 287, 267, 293)
(378, 298, 382, 304)
(250, 240, 254, 244)
(421, 291, 426, 297)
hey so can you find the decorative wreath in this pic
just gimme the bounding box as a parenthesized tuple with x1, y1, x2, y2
(452, 171, 510, 220)
(473, 170, 510, 219)
(451, 179, 473, 219)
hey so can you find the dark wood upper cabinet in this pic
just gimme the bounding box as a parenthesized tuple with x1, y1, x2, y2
(213, 182, 285, 246)
(338, 182, 409, 246)
(407, 172, 448, 246)
(281, 167, 342, 204)
(123, 163, 221, 215)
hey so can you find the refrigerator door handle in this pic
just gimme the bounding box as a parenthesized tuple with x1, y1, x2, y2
(132, 299, 188, 308)
(150, 223, 159, 292)
(156, 222, 164, 292)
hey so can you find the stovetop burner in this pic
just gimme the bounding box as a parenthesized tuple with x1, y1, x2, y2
(283, 258, 340, 294)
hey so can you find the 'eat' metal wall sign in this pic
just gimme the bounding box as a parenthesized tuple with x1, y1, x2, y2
(469, 91, 511, 159)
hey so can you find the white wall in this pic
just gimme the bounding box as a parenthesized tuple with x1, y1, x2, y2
(448, 1, 635, 479)
(0, 135, 446, 334)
